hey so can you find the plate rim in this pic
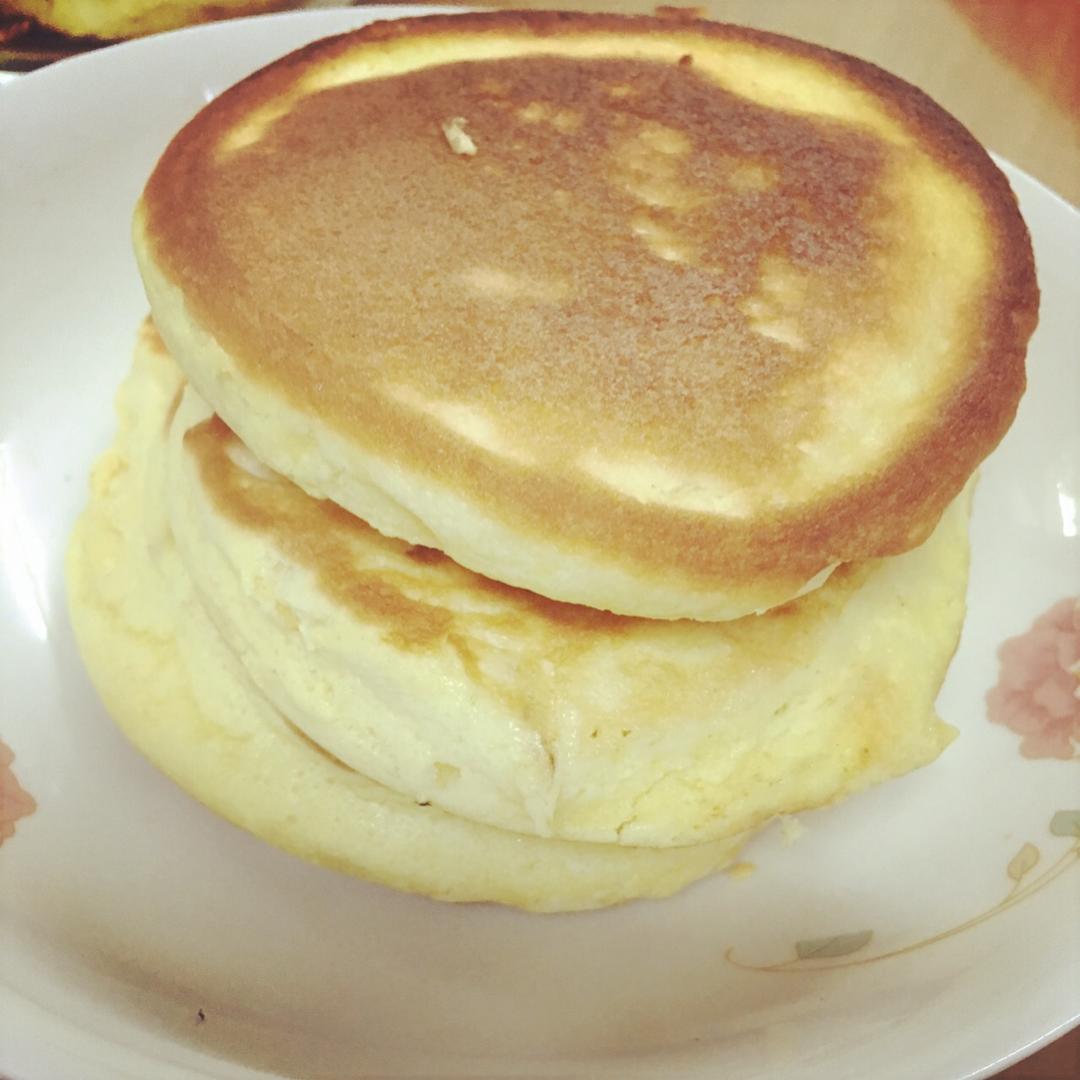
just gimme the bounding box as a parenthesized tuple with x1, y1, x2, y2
(1, 8, 1078, 1080)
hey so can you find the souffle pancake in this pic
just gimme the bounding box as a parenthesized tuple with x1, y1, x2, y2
(69, 323, 968, 908)
(67, 11, 1038, 910)
(134, 10, 1036, 620)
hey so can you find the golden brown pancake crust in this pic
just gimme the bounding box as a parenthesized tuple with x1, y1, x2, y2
(185, 409, 888, 659)
(142, 11, 1037, 589)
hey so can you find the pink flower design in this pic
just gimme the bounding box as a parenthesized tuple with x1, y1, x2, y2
(0, 740, 36, 844)
(987, 598, 1080, 760)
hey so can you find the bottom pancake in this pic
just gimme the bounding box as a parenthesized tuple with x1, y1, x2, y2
(160, 333, 967, 848)
(67, 321, 972, 909)
(65, 333, 745, 912)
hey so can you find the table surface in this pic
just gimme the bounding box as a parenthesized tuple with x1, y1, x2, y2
(3, 1, 1077, 1076)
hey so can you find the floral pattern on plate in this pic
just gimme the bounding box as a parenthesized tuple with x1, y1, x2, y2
(987, 597, 1080, 759)
(727, 810, 1080, 972)
(0, 740, 35, 844)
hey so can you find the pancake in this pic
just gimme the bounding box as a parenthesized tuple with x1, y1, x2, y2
(135, 10, 1037, 620)
(137, 322, 965, 849)
(66, 321, 747, 912)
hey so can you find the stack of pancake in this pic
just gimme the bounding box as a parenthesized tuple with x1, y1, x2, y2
(67, 11, 1037, 911)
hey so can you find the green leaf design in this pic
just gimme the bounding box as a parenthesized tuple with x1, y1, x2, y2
(1049, 810, 1080, 838)
(1007, 842, 1040, 882)
(795, 929, 873, 961)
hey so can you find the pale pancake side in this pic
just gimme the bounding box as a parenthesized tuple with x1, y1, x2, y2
(65, 322, 744, 912)
(154, 330, 967, 848)
(138, 11, 1036, 619)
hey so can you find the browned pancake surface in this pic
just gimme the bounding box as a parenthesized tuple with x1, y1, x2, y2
(142, 11, 1037, 587)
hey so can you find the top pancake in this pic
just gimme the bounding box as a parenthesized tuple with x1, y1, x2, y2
(135, 10, 1037, 619)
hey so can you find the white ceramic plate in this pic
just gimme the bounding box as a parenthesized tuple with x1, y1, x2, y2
(1, 9, 1078, 1079)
